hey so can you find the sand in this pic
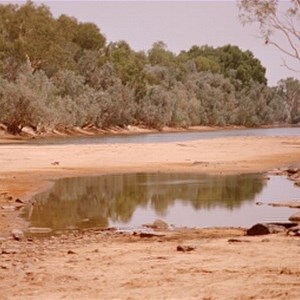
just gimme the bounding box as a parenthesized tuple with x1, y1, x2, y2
(0, 134, 300, 299)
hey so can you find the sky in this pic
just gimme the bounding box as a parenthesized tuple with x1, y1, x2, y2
(2, 0, 299, 86)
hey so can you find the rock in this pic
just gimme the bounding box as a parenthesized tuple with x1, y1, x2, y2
(15, 198, 24, 204)
(67, 250, 76, 255)
(176, 245, 195, 252)
(0, 264, 9, 270)
(0, 193, 13, 201)
(287, 225, 300, 236)
(295, 181, 300, 187)
(51, 161, 60, 166)
(1, 249, 18, 255)
(144, 219, 169, 230)
(11, 229, 24, 241)
(228, 239, 250, 243)
(289, 212, 300, 222)
(139, 232, 165, 238)
(246, 223, 287, 236)
(286, 168, 299, 175)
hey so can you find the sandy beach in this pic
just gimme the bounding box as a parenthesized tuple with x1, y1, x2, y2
(1, 134, 300, 299)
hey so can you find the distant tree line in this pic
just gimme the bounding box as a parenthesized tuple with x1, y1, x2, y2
(0, 1, 299, 134)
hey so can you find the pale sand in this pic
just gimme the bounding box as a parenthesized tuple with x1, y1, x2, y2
(0, 135, 300, 299)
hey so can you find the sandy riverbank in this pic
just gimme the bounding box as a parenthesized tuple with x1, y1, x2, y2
(1, 135, 300, 299)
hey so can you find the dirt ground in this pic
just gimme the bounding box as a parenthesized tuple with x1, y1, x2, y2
(1, 134, 300, 299)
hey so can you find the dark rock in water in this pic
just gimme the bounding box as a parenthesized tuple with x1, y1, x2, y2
(289, 212, 300, 222)
(247, 223, 287, 236)
(11, 229, 24, 241)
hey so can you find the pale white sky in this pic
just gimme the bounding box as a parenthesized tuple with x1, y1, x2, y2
(2, 0, 299, 86)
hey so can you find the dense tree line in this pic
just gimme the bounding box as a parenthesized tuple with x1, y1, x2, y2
(0, 1, 299, 135)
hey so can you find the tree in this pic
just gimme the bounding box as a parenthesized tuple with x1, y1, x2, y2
(0, 61, 52, 134)
(73, 22, 106, 51)
(148, 41, 175, 67)
(217, 45, 267, 87)
(236, 82, 284, 126)
(136, 85, 174, 129)
(238, 0, 300, 71)
(107, 41, 146, 87)
(277, 77, 300, 123)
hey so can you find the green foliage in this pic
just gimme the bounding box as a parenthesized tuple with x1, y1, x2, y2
(277, 77, 300, 124)
(0, 1, 296, 135)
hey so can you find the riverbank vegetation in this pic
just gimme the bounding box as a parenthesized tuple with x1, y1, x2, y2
(0, 1, 300, 135)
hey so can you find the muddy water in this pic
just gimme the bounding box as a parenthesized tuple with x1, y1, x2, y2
(22, 173, 300, 235)
(19, 127, 300, 146)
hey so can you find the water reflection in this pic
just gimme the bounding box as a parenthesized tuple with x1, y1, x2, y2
(23, 173, 264, 232)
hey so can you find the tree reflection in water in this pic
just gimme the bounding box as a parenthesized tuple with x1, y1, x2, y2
(23, 173, 264, 232)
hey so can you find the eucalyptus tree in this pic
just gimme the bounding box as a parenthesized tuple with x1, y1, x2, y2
(137, 85, 174, 129)
(238, 0, 300, 71)
(277, 77, 300, 123)
(106, 41, 146, 86)
(0, 61, 55, 133)
(0, 1, 106, 78)
(184, 72, 238, 125)
(236, 82, 284, 126)
(148, 41, 175, 67)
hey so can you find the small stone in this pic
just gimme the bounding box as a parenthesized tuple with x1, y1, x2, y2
(228, 239, 242, 243)
(15, 198, 24, 204)
(67, 250, 76, 255)
(287, 168, 299, 175)
(176, 245, 195, 252)
(11, 229, 24, 241)
(1, 249, 17, 255)
(139, 232, 165, 238)
(0, 264, 9, 270)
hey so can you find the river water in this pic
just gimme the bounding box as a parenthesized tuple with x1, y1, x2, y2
(20, 127, 300, 235)
(25, 126, 300, 145)
(22, 173, 300, 235)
